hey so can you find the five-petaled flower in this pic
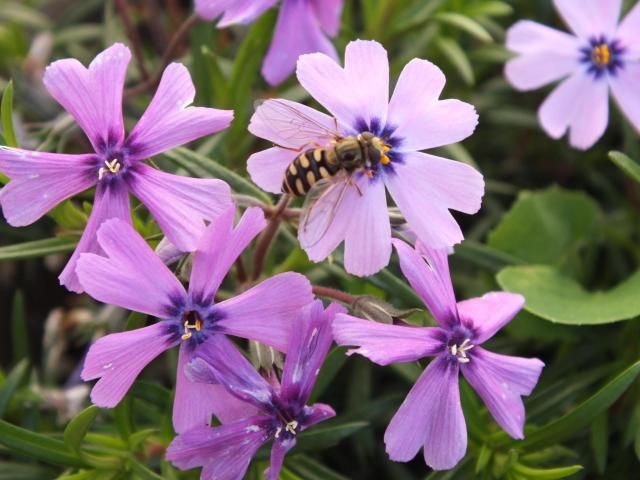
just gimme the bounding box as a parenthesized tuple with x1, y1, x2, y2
(505, 0, 640, 150)
(247, 39, 484, 277)
(333, 239, 544, 470)
(76, 205, 314, 433)
(195, 0, 343, 85)
(0, 43, 234, 292)
(166, 300, 342, 480)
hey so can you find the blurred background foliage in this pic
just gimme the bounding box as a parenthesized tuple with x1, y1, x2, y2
(0, 0, 639, 479)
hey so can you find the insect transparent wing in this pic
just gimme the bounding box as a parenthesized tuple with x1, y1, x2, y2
(253, 99, 340, 149)
(299, 171, 351, 249)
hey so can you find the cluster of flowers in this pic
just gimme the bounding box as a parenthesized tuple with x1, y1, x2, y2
(1, 0, 634, 477)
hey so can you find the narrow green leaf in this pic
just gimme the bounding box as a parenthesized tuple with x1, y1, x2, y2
(293, 421, 368, 452)
(590, 413, 608, 473)
(1, 80, 17, 147)
(0, 358, 29, 417)
(127, 458, 163, 480)
(11, 290, 29, 363)
(609, 151, 640, 183)
(454, 240, 523, 273)
(113, 397, 132, 444)
(286, 455, 349, 480)
(436, 36, 474, 85)
(125, 311, 147, 331)
(512, 463, 583, 479)
(63, 406, 100, 454)
(435, 13, 493, 42)
(0, 237, 78, 261)
(0, 462, 56, 480)
(309, 347, 348, 403)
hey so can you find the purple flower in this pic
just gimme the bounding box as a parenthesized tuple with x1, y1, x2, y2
(505, 0, 640, 150)
(333, 240, 544, 470)
(76, 205, 314, 433)
(0, 43, 233, 292)
(166, 300, 342, 480)
(195, 0, 343, 85)
(247, 40, 484, 277)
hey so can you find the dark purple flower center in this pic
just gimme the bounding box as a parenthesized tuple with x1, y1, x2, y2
(351, 117, 403, 179)
(164, 299, 223, 350)
(445, 326, 475, 364)
(580, 36, 625, 78)
(92, 133, 139, 184)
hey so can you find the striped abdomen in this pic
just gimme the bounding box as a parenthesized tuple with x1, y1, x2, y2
(282, 148, 340, 196)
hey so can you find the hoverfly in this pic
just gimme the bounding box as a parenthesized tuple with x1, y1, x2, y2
(253, 99, 392, 248)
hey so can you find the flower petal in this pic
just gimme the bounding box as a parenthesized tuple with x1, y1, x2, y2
(126, 63, 233, 160)
(333, 313, 445, 365)
(386, 152, 484, 248)
(216, 272, 314, 352)
(553, 0, 621, 40)
(310, 0, 343, 36)
(166, 417, 270, 476)
(81, 323, 177, 408)
(280, 301, 343, 404)
(195, 0, 276, 25)
(247, 147, 298, 194)
(76, 217, 187, 317)
(616, 2, 640, 60)
(43, 43, 130, 151)
(127, 164, 232, 252)
(189, 206, 266, 303)
(505, 20, 581, 55)
(538, 72, 609, 150)
(302, 403, 336, 429)
(457, 292, 525, 344)
(610, 63, 640, 131)
(59, 181, 132, 293)
(266, 436, 296, 480)
(461, 348, 544, 439)
(0, 148, 96, 226)
(343, 176, 392, 276)
(385, 356, 466, 470)
(392, 239, 458, 329)
(262, 0, 338, 86)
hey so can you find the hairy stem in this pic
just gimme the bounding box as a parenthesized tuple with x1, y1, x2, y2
(312, 286, 356, 305)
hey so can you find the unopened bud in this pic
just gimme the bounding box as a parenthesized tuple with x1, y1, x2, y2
(351, 295, 421, 324)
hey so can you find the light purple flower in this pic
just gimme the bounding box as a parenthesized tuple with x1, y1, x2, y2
(247, 40, 484, 277)
(505, 0, 640, 150)
(195, 0, 343, 85)
(0, 43, 233, 292)
(166, 300, 342, 480)
(76, 205, 314, 434)
(333, 240, 544, 470)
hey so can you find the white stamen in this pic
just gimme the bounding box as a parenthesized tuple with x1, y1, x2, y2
(98, 159, 121, 180)
(449, 338, 475, 364)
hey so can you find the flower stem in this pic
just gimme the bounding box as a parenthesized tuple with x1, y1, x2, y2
(312, 286, 356, 305)
(252, 195, 291, 280)
(115, 0, 151, 82)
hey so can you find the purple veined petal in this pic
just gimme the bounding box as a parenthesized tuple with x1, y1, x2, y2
(553, 0, 622, 40)
(173, 345, 259, 433)
(616, 2, 640, 60)
(333, 313, 445, 365)
(280, 301, 344, 404)
(190, 335, 276, 411)
(392, 239, 458, 329)
(262, 0, 338, 86)
(538, 71, 609, 150)
(59, 181, 132, 293)
(386, 152, 484, 248)
(126, 63, 233, 160)
(127, 164, 232, 252)
(457, 292, 525, 345)
(189, 206, 266, 303)
(193, 0, 231, 21)
(166, 416, 271, 477)
(266, 436, 296, 480)
(610, 62, 640, 131)
(76, 217, 187, 317)
(343, 176, 392, 276)
(385, 356, 466, 470)
(0, 148, 96, 226)
(217, 0, 278, 27)
(461, 348, 544, 439)
(310, 0, 343, 36)
(248, 99, 338, 150)
(43, 43, 130, 152)
(302, 403, 336, 429)
(81, 322, 177, 408)
(155, 237, 184, 266)
(247, 147, 298, 194)
(216, 272, 314, 352)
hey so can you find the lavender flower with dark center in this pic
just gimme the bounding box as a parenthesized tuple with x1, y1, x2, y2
(166, 301, 343, 480)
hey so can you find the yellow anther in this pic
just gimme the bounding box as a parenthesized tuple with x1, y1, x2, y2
(285, 420, 299, 435)
(593, 44, 611, 66)
(98, 159, 122, 180)
(181, 318, 202, 341)
(381, 154, 391, 165)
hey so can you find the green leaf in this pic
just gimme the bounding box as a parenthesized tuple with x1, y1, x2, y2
(286, 454, 349, 480)
(590, 413, 608, 473)
(488, 188, 599, 265)
(127, 458, 163, 480)
(63, 406, 100, 454)
(11, 290, 29, 362)
(0, 237, 78, 261)
(48, 201, 88, 230)
(0, 358, 29, 417)
(497, 265, 640, 324)
(454, 240, 523, 273)
(515, 360, 640, 451)
(1, 79, 17, 147)
(309, 347, 348, 403)
(609, 151, 640, 183)
(0, 418, 84, 467)
(512, 463, 583, 479)
(289, 421, 368, 454)
(435, 13, 493, 42)
(0, 462, 56, 480)
(436, 36, 474, 85)
(125, 311, 147, 331)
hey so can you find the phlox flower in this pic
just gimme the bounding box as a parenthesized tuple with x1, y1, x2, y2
(333, 240, 544, 470)
(505, 0, 640, 150)
(248, 40, 484, 277)
(76, 205, 314, 433)
(166, 300, 342, 480)
(0, 43, 233, 292)
(195, 0, 343, 85)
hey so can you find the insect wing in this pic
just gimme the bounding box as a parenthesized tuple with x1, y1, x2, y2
(299, 171, 350, 249)
(253, 99, 340, 149)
